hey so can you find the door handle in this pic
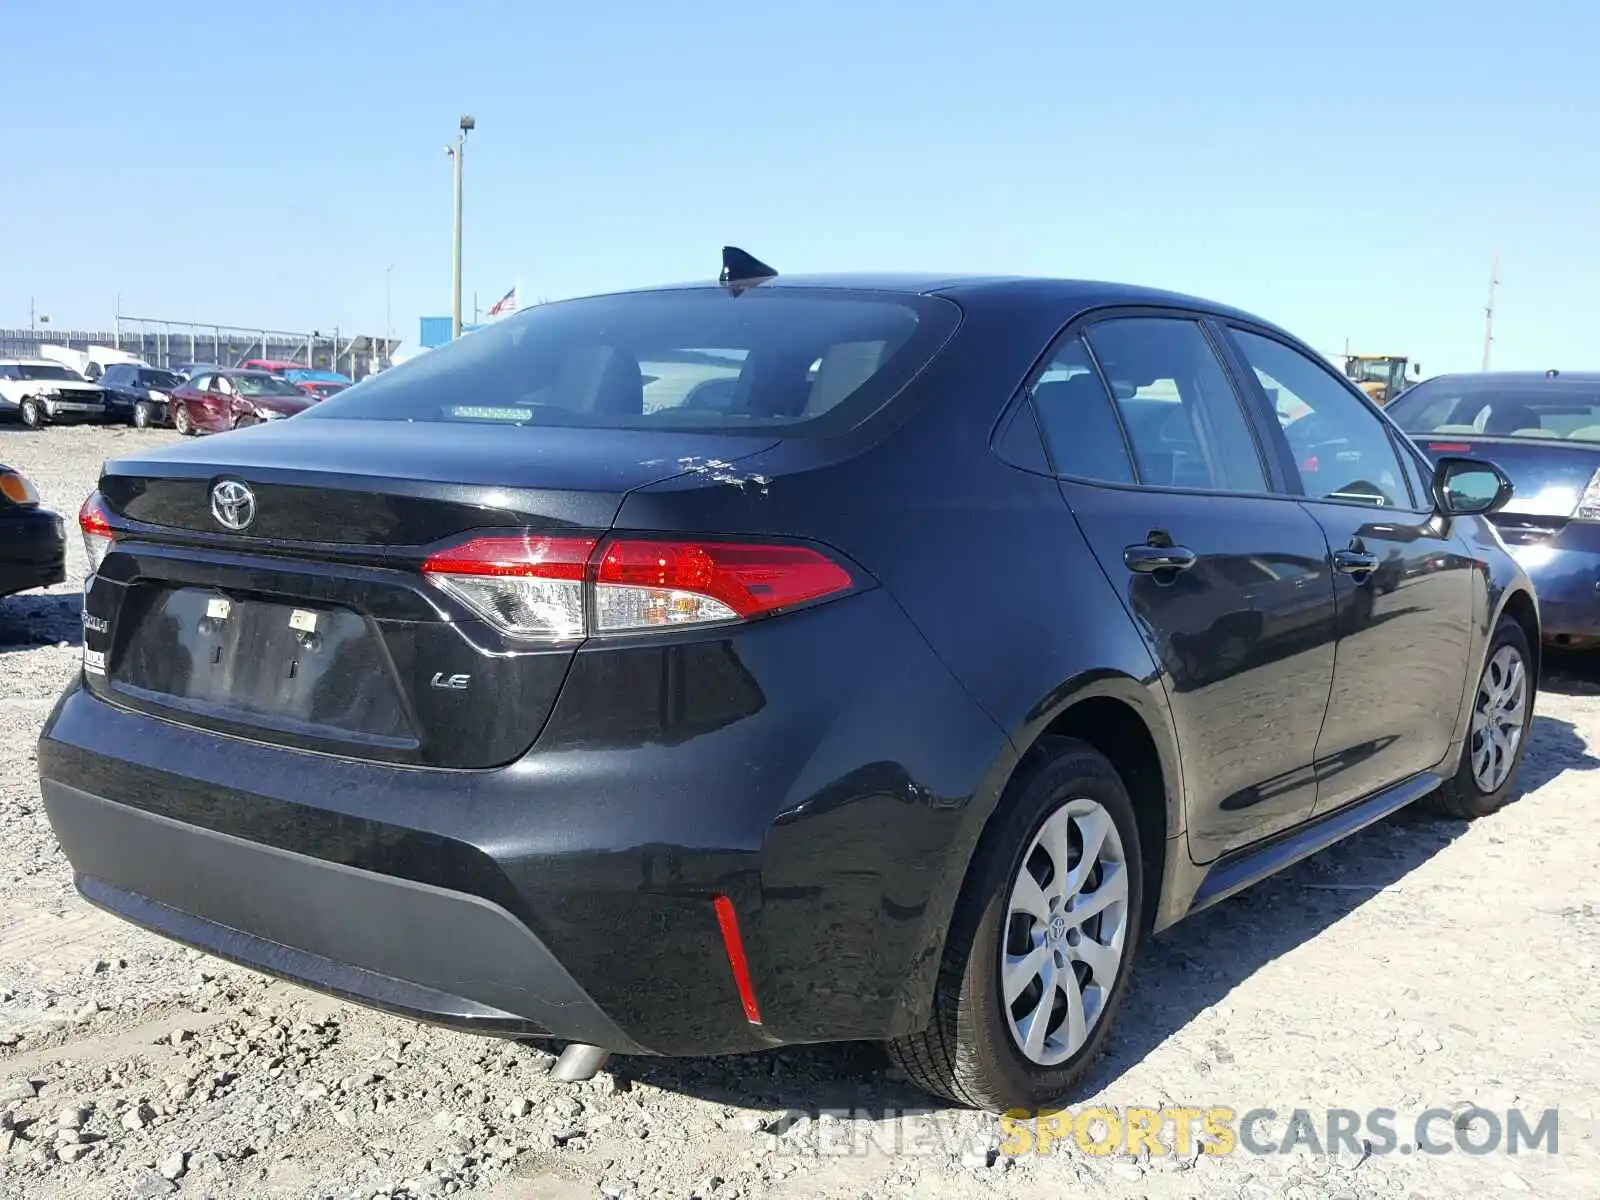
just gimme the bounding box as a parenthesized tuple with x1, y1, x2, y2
(1333, 549, 1379, 575)
(1124, 543, 1198, 573)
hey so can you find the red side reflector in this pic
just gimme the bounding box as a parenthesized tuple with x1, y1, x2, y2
(1428, 443, 1472, 453)
(712, 895, 762, 1025)
(421, 534, 597, 580)
(595, 540, 852, 619)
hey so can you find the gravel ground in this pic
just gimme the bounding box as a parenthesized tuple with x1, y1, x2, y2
(1, 422, 1597, 1200)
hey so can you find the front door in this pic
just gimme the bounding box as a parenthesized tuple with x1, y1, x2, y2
(1028, 315, 1340, 863)
(1223, 327, 1475, 813)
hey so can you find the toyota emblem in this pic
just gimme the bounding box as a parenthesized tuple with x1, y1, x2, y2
(210, 480, 257, 531)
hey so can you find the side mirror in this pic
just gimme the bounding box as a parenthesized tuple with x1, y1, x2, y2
(1431, 456, 1513, 516)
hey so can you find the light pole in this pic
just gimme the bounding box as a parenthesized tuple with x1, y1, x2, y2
(450, 115, 475, 340)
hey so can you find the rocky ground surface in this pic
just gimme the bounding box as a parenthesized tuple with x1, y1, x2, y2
(0, 422, 1596, 1200)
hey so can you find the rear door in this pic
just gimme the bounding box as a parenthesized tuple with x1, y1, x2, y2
(1030, 314, 1339, 863)
(1221, 327, 1475, 814)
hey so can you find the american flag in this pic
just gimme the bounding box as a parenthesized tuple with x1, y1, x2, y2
(487, 286, 517, 317)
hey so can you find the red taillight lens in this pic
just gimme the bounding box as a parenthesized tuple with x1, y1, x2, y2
(593, 539, 852, 632)
(420, 533, 853, 642)
(79, 492, 115, 573)
(421, 535, 597, 642)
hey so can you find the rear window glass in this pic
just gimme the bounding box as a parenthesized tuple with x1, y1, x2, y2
(304, 288, 960, 436)
(1390, 377, 1600, 443)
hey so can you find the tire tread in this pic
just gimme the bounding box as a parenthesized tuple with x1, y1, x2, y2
(887, 736, 1138, 1109)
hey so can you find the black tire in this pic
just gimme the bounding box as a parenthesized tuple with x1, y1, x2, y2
(132, 401, 151, 429)
(1420, 615, 1533, 819)
(19, 398, 43, 429)
(887, 736, 1145, 1111)
(172, 405, 193, 436)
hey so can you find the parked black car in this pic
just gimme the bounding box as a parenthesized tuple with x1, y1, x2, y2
(1390, 370, 1600, 649)
(39, 257, 1537, 1112)
(98, 364, 186, 428)
(0, 466, 65, 598)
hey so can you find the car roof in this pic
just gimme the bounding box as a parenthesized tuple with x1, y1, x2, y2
(0, 358, 76, 368)
(1418, 370, 1600, 385)
(610, 273, 1286, 331)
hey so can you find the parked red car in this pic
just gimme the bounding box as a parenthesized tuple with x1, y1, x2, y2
(238, 359, 306, 375)
(282, 368, 354, 399)
(167, 369, 314, 435)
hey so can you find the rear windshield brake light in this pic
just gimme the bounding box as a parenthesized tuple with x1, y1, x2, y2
(1427, 442, 1473, 452)
(421, 534, 854, 641)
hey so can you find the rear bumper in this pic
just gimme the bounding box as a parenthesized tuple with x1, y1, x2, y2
(44, 779, 643, 1048)
(1508, 541, 1600, 639)
(0, 509, 67, 596)
(37, 590, 1009, 1055)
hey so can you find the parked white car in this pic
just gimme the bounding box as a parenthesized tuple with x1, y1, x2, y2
(0, 360, 108, 428)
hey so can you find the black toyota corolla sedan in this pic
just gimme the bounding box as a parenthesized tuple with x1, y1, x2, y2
(39, 253, 1537, 1111)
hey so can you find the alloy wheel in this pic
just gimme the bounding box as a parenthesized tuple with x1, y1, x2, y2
(1470, 644, 1527, 792)
(1001, 797, 1130, 1066)
(133, 402, 150, 429)
(173, 406, 191, 435)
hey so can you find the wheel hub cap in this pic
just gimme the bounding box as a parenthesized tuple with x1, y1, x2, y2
(1001, 796, 1130, 1067)
(1470, 644, 1527, 794)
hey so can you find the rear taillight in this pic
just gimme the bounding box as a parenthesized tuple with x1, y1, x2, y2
(421, 534, 853, 643)
(422, 535, 596, 641)
(593, 540, 852, 632)
(1575, 468, 1600, 522)
(79, 492, 114, 573)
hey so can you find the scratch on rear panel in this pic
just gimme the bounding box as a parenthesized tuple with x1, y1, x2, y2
(674, 457, 770, 495)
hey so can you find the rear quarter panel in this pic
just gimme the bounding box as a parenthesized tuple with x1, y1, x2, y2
(612, 296, 1186, 1027)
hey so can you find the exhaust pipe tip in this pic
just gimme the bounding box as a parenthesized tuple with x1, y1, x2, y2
(551, 1043, 612, 1083)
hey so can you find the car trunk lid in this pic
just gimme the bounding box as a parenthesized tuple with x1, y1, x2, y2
(85, 420, 777, 767)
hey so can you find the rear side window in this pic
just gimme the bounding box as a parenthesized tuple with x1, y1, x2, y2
(1028, 336, 1134, 483)
(306, 289, 961, 437)
(1083, 318, 1267, 493)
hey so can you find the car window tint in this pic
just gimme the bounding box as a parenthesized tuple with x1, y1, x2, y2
(1082, 318, 1267, 493)
(1232, 330, 1409, 509)
(1028, 336, 1134, 484)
